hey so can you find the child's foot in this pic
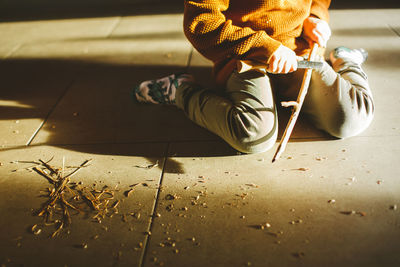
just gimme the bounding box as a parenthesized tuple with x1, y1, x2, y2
(134, 73, 194, 104)
(330, 46, 368, 66)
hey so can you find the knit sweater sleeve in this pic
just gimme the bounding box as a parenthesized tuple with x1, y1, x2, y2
(183, 0, 282, 64)
(310, 0, 331, 21)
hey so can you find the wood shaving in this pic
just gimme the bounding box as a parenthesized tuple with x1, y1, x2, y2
(349, 177, 356, 182)
(237, 193, 248, 199)
(259, 222, 271, 230)
(124, 188, 134, 197)
(165, 194, 179, 200)
(289, 219, 303, 225)
(166, 204, 174, 212)
(21, 158, 127, 238)
(340, 210, 366, 216)
(78, 243, 88, 249)
(31, 224, 42, 235)
(245, 183, 259, 188)
(131, 212, 141, 219)
(357, 211, 367, 217)
(134, 161, 159, 169)
(340, 210, 356, 215)
(292, 252, 305, 258)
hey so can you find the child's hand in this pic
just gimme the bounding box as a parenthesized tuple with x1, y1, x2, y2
(267, 45, 302, 74)
(302, 16, 331, 48)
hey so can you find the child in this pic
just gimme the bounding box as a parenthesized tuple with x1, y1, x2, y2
(134, 0, 374, 153)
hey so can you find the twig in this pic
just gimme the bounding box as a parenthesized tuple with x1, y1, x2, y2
(134, 161, 159, 169)
(272, 43, 319, 162)
(64, 159, 92, 179)
(33, 166, 57, 184)
(39, 158, 58, 176)
(28, 157, 123, 237)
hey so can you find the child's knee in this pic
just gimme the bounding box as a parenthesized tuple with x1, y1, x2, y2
(233, 133, 277, 154)
(306, 63, 374, 139)
(323, 101, 374, 139)
(326, 112, 374, 139)
(228, 107, 278, 153)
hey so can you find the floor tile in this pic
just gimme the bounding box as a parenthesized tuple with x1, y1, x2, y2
(390, 26, 400, 37)
(10, 14, 191, 67)
(0, 17, 120, 58)
(0, 16, 121, 146)
(0, 143, 166, 266)
(4, 13, 208, 146)
(0, 60, 73, 147)
(30, 73, 218, 145)
(143, 137, 400, 267)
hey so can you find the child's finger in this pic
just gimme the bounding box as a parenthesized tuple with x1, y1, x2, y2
(276, 60, 284, 73)
(283, 62, 291, 73)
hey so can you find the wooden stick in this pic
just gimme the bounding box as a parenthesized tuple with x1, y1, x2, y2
(272, 43, 319, 163)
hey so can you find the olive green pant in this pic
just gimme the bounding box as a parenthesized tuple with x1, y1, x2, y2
(175, 59, 374, 153)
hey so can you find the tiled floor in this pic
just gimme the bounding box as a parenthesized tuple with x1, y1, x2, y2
(0, 4, 399, 267)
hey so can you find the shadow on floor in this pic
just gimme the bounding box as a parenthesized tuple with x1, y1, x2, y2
(1, 0, 399, 22)
(0, 1, 184, 22)
(333, 27, 400, 37)
(0, 56, 333, 168)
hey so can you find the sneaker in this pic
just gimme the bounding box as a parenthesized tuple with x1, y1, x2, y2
(133, 73, 194, 104)
(330, 46, 368, 66)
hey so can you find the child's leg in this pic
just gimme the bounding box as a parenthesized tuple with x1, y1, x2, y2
(175, 71, 278, 153)
(302, 48, 374, 138)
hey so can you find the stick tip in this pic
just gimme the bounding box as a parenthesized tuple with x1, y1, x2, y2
(272, 148, 281, 163)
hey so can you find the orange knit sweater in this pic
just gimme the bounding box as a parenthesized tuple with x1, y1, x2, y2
(184, 0, 331, 85)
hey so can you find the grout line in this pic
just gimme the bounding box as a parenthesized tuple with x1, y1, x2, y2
(388, 24, 400, 37)
(20, 139, 220, 147)
(106, 16, 122, 38)
(26, 80, 75, 146)
(185, 46, 194, 72)
(2, 43, 23, 59)
(138, 142, 170, 267)
(20, 135, 341, 149)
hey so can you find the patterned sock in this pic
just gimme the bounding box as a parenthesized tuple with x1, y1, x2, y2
(329, 46, 369, 79)
(133, 73, 194, 104)
(330, 46, 368, 67)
